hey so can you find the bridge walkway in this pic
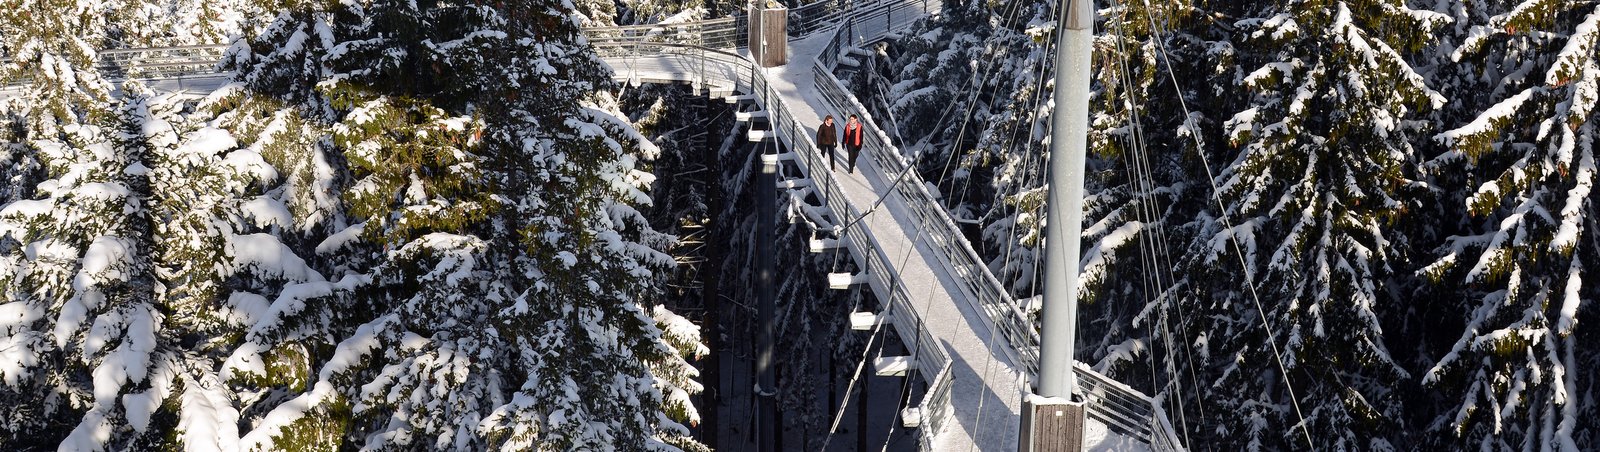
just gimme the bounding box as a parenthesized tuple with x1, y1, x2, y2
(758, 30, 1028, 451)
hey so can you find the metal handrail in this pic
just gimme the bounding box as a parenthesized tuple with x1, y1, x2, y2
(583, 17, 741, 49)
(785, 0, 849, 37)
(98, 44, 230, 56)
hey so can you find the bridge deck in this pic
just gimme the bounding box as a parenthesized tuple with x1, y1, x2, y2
(761, 33, 1026, 451)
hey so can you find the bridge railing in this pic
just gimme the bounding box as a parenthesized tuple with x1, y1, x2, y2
(812, 0, 1044, 379)
(812, 0, 1040, 375)
(785, 1, 844, 37)
(2, 44, 230, 85)
(745, 0, 902, 40)
(583, 17, 741, 50)
(809, 2, 1186, 450)
(1075, 362, 1186, 449)
(585, 0, 909, 50)
(98, 45, 230, 78)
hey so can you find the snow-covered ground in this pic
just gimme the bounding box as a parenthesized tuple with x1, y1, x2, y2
(1083, 417, 1146, 451)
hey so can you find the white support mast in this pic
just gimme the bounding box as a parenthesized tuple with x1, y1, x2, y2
(1037, 0, 1093, 402)
(1020, 2, 1094, 449)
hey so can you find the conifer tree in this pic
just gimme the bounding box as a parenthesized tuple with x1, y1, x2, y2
(110, 0, 244, 48)
(143, 84, 308, 451)
(2, 0, 703, 448)
(0, 68, 265, 452)
(0, 0, 338, 447)
(215, 0, 705, 449)
(0, 1, 139, 446)
(1196, 1, 1449, 449)
(1419, 1, 1600, 449)
(0, 102, 39, 204)
(220, 4, 337, 114)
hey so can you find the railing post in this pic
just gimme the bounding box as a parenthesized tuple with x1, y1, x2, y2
(849, 14, 855, 45)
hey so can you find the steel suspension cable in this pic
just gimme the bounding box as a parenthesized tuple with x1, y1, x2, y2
(1125, 3, 1213, 444)
(1105, 3, 1199, 444)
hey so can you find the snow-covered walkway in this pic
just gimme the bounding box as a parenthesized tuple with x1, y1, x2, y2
(757, 32, 1029, 451)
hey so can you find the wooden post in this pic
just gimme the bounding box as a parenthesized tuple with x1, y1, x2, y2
(759, 7, 788, 67)
(1019, 394, 1085, 452)
(747, 4, 763, 63)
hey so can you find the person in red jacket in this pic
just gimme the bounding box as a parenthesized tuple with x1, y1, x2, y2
(816, 115, 838, 171)
(843, 114, 864, 173)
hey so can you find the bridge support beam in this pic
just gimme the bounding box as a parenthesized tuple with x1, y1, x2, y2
(809, 236, 843, 253)
(827, 272, 869, 289)
(755, 126, 780, 452)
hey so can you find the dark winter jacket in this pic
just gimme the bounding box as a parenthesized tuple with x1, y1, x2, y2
(817, 122, 837, 147)
(843, 121, 864, 147)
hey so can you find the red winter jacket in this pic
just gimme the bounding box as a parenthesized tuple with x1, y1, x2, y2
(843, 121, 864, 147)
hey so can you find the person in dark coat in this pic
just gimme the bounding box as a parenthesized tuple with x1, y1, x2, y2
(816, 115, 838, 171)
(843, 114, 864, 173)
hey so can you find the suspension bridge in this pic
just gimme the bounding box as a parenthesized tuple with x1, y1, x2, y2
(0, 2, 1186, 450)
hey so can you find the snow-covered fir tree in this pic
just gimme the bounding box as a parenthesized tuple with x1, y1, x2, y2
(2, 0, 708, 449)
(0, 108, 34, 204)
(1073, 2, 1231, 441)
(1196, 2, 1450, 449)
(110, 0, 246, 47)
(0, 1, 144, 446)
(1418, 1, 1600, 449)
(143, 84, 320, 451)
(206, 0, 706, 450)
(0, 2, 355, 447)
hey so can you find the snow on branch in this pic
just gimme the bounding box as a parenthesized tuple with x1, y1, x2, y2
(1545, 6, 1600, 88)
